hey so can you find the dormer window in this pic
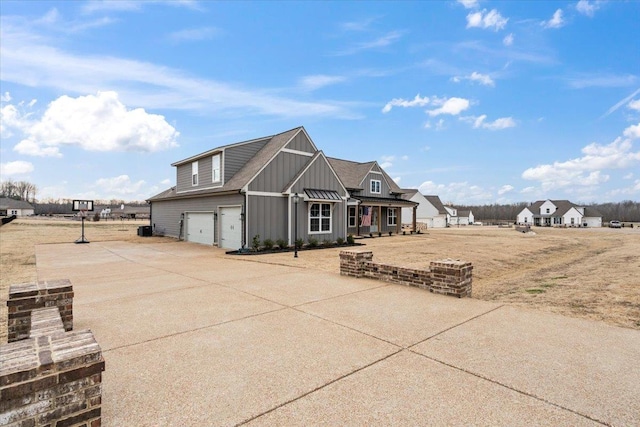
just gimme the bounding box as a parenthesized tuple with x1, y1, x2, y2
(192, 161, 199, 186)
(546, 208, 550, 214)
(212, 153, 221, 183)
(370, 179, 381, 194)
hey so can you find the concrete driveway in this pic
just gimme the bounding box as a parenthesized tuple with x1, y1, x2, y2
(35, 241, 640, 426)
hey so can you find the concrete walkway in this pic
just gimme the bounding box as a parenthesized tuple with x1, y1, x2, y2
(35, 241, 640, 426)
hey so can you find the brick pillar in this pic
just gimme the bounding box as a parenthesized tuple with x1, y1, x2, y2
(7, 279, 74, 343)
(340, 250, 373, 278)
(429, 259, 473, 298)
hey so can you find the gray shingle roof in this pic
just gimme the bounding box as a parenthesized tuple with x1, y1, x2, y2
(0, 198, 34, 210)
(424, 195, 447, 215)
(148, 127, 303, 201)
(327, 157, 404, 194)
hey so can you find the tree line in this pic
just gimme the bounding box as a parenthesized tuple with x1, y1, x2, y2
(0, 179, 37, 203)
(456, 200, 640, 223)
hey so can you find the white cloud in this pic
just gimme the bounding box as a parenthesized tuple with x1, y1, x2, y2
(466, 9, 508, 31)
(503, 33, 514, 46)
(628, 99, 640, 112)
(169, 27, 220, 43)
(1, 92, 11, 102)
(0, 160, 34, 176)
(13, 91, 179, 157)
(469, 114, 516, 130)
(457, 0, 479, 9)
(299, 75, 347, 91)
(522, 124, 640, 189)
(95, 175, 146, 195)
(417, 180, 493, 204)
(160, 178, 171, 185)
(335, 31, 403, 56)
(401, 155, 409, 161)
(393, 176, 401, 184)
(543, 9, 565, 29)
(1, 21, 355, 119)
(452, 72, 495, 87)
(623, 173, 634, 179)
(576, 0, 600, 17)
(498, 184, 514, 195)
(427, 97, 470, 117)
(623, 123, 640, 139)
(602, 88, 640, 117)
(382, 94, 430, 113)
(380, 155, 395, 169)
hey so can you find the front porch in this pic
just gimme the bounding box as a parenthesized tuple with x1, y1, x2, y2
(346, 196, 418, 237)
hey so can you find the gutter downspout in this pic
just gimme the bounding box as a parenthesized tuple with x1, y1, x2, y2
(240, 190, 247, 250)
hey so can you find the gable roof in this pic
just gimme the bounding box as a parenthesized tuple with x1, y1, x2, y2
(0, 198, 34, 210)
(148, 127, 304, 201)
(282, 151, 347, 195)
(327, 157, 404, 194)
(424, 195, 447, 215)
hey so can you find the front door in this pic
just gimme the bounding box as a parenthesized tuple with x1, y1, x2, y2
(370, 209, 378, 233)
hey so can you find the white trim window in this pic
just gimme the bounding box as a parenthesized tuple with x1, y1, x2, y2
(387, 208, 397, 226)
(309, 203, 332, 233)
(212, 153, 221, 183)
(192, 161, 199, 186)
(370, 179, 381, 194)
(348, 206, 357, 227)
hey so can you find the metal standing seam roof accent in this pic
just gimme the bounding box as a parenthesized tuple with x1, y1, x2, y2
(304, 189, 342, 201)
(350, 195, 418, 207)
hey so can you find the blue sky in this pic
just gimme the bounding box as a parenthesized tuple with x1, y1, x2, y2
(1, 0, 639, 205)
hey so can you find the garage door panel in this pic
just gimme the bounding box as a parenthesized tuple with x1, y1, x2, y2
(187, 213, 215, 246)
(219, 207, 242, 250)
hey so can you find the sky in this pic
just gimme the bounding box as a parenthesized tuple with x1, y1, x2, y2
(1, 0, 639, 205)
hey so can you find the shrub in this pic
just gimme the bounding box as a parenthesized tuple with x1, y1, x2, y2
(336, 237, 345, 245)
(307, 237, 318, 247)
(276, 238, 288, 250)
(322, 239, 333, 247)
(93, 212, 100, 222)
(251, 235, 261, 251)
(347, 234, 355, 245)
(263, 239, 274, 250)
(295, 238, 304, 249)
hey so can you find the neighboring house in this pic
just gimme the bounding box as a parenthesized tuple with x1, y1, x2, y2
(516, 200, 602, 228)
(148, 126, 415, 249)
(399, 191, 448, 228)
(444, 206, 474, 226)
(327, 158, 417, 237)
(96, 205, 150, 219)
(0, 198, 35, 217)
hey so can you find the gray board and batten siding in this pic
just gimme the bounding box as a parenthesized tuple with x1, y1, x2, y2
(151, 193, 243, 240)
(175, 139, 270, 193)
(249, 151, 311, 193)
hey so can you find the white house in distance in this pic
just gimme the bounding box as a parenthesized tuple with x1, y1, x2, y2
(516, 199, 602, 228)
(0, 198, 35, 217)
(401, 190, 448, 228)
(445, 205, 474, 226)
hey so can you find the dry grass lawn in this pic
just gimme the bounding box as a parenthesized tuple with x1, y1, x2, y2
(1, 217, 639, 344)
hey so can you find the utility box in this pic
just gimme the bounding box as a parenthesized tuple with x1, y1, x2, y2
(138, 226, 152, 237)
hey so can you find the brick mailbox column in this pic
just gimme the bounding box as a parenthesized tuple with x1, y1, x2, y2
(429, 259, 473, 298)
(7, 279, 74, 343)
(340, 250, 373, 278)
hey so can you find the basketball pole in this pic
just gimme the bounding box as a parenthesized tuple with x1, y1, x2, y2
(75, 211, 90, 244)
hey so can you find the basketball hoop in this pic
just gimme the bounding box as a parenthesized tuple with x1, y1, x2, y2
(72, 200, 94, 244)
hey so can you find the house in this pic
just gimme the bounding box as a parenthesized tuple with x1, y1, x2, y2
(0, 198, 35, 217)
(444, 206, 474, 226)
(516, 200, 602, 228)
(400, 191, 448, 228)
(148, 126, 416, 249)
(327, 158, 417, 237)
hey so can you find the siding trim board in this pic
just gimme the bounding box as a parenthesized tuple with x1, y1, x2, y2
(281, 148, 314, 157)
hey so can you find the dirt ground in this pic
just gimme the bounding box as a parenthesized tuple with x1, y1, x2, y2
(1, 217, 639, 343)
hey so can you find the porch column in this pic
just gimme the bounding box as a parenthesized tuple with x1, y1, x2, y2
(357, 206, 361, 237)
(413, 206, 417, 232)
(378, 205, 382, 233)
(396, 207, 401, 234)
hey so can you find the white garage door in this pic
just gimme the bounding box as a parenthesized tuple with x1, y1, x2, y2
(219, 206, 242, 250)
(186, 212, 215, 246)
